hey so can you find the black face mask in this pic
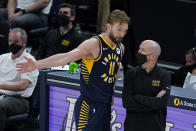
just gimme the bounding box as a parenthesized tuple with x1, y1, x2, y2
(9, 43, 23, 54)
(57, 14, 70, 26)
(184, 64, 196, 73)
(136, 52, 147, 65)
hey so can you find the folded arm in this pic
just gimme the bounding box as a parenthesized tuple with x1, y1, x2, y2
(0, 79, 30, 91)
(122, 69, 171, 112)
(133, 71, 171, 110)
(122, 69, 155, 112)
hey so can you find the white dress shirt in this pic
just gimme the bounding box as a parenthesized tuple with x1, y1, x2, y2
(0, 51, 39, 97)
(183, 72, 196, 90)
(17, 0, 53, 14)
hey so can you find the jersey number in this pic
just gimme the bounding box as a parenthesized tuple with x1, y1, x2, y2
(109, 62, 115, 75)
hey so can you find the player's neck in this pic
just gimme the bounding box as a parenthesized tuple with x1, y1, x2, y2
(102, 33, 116, 47)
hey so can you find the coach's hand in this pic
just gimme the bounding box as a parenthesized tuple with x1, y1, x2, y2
(156, 90, 166, 98)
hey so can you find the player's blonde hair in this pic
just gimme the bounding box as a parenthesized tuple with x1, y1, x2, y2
(107, 9, 130, 25)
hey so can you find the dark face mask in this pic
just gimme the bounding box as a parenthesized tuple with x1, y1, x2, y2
(136, 52, 147, 65)
(9, 43, 23, 55)
(57, 14, 70, 26)
(184, 64, 196, 73)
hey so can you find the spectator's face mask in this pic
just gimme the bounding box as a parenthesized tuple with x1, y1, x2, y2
(184, 64, 196, 73)
(57, 14, 70, 26)
(9, 42, 23, 55)
(136, 52, 147, 65)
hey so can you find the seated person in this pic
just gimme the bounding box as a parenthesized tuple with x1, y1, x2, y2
(171, 47, 196, 87)
(36, 3, 84, 60)
(183, 47, 196, 90)
(0, 28, 39, 131)
(0, 0, 52, 31)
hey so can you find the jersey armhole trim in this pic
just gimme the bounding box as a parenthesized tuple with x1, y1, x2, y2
(94, 36, 102, 62)
(119, 43, 123, 60)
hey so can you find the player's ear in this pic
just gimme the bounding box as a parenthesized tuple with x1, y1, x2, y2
(106, 23, 111, 31)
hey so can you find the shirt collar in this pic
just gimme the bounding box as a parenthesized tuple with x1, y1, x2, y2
(9, 50, 26, 62)
(140, 64, 158, 75)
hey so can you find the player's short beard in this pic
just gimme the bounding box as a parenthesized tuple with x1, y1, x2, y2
(109, 32, 120, 44)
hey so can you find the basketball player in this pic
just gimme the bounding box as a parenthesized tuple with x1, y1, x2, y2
(17, 9, 130, 130)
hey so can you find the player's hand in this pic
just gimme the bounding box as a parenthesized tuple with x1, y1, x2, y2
(156, 90, 166, 98)
(16, 56, 37, 73)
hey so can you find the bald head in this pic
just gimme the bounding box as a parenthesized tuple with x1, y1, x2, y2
(140, 40, 161, 56)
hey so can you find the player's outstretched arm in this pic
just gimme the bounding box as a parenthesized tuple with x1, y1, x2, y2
(17, 38, 99, 73)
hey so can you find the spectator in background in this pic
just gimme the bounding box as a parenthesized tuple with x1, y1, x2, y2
(122, 40, 170, 131)
(182, 47, 196, 90)
(171, 46, 196, 87)
(0, 0, 52, 31)
(36, 3, 84, 60)
(0, 28, 39, 131)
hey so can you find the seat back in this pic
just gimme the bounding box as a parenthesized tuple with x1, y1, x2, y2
(1, 0, 8, 8)
(0, 21, 9, 55)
